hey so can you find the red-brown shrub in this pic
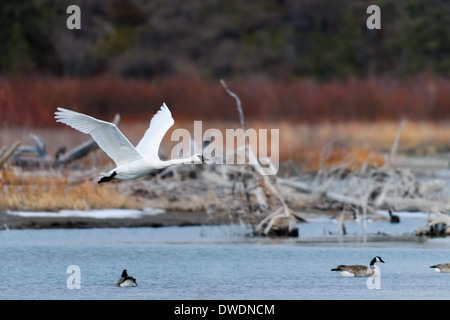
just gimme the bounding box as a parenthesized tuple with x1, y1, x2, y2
(1, 74, 449, 128)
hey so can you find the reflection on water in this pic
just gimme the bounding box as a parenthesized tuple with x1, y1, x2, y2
(1, 213, 450, 300)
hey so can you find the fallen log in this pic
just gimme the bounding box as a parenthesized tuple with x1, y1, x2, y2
(378, 197, 445, 212)
(391, 156, 450, 169)
(416, 209, 450, 236)
(278, 177, 312, 193)
(11, 114, 120, 168)
(325, 190, 374, 212)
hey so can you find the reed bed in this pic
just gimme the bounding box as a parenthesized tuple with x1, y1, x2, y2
(0, 169, 141, 211)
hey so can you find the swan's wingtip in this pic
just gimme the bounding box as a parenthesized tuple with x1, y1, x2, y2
(54, 107, 72, 118)
(55, 107, 69, 113)
(54, 107, 68, 120)
(160, 103, 172, 115)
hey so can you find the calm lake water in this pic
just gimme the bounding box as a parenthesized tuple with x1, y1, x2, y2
(1, 212, 450, 300)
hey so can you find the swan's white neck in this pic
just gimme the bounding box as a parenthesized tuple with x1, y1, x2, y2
(162, 155, 201, 167)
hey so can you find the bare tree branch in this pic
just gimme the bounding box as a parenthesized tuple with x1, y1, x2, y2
(0, 141, 20, 169)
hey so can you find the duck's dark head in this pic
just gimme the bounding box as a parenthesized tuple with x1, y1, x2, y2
(121, 269, 128, 277)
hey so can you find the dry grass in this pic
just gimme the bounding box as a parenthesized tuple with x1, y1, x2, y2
(2, 119, 450, 166)
(0, 169, 141, 211)
(169, 119, 450, 168)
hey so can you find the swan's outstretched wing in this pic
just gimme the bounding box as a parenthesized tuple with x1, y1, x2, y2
(135, 103, 174, 158)
(55, 107, 142, 166)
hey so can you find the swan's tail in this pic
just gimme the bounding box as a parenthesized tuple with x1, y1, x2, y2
(98, 171, 117, 184)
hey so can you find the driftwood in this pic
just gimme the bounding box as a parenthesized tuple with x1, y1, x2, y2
(416, 209, 450, 236)
(0, 141, 20, 169)
(131, 110, 449, 238)
(11, 114, 120, 168)
(278, 119, 450, 227)
(391, 156, 450, 170)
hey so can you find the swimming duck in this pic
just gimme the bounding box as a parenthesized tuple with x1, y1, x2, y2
(116, 269, 137, 287)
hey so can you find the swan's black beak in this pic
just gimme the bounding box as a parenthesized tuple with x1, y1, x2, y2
(200, 155, 207, 164)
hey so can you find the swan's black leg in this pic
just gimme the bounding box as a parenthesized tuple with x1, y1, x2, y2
(98, 171, 117, 184)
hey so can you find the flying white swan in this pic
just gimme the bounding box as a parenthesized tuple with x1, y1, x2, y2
(55, 103, 202, 183)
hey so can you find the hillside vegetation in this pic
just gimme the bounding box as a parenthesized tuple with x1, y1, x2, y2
(1, 0, 448, 79)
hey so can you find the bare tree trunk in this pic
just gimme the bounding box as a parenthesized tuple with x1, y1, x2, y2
(220, 80, 297, 236)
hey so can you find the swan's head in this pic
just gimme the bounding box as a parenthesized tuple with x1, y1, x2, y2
(191, 153, 205, 164)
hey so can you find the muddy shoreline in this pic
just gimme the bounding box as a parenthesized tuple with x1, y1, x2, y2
(0, 210, 227, 230)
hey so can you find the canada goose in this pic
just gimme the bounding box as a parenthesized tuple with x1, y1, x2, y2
(430, 263, 450, 273)
(388, 208, 400, 223)
(331, 256, 385, 277)
(55, 104, 203, 183)
(116, 269, 137, 287)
